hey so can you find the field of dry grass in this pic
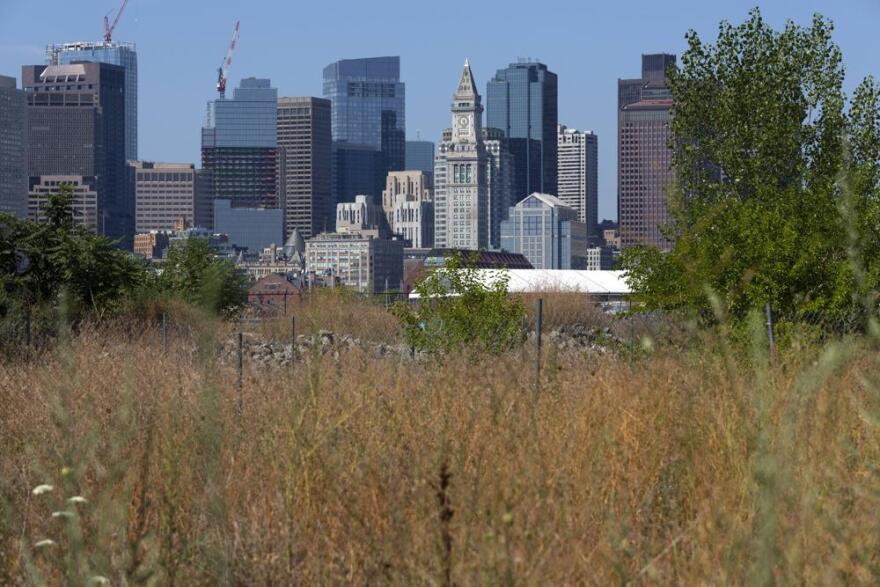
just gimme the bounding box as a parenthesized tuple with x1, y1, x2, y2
(1, 301, 880, 585)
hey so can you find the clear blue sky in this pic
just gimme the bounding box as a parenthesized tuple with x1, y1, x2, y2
(1, 0, 877, 220)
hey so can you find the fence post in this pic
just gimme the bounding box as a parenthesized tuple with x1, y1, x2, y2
(25, 307, 31, 349)
(291, 315, 296, 344)
(162, 313, 168, 354)
(284, 291, 288, 315)
(236, 331, 243, 417)
(535, 298, 543, 395)
(765, 303, 775, 363)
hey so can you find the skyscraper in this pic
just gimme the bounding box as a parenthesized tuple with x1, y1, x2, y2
(201, 77, 278, 225)
(557, 124, 598, 236)
(486, 60, 558, 200)
(0, 75, 27, 218)
(618, 53, 676, 250)
(405, 140, 435, 174)
(323, 57, 405, 204)
(51, 41, 138, 161)
(434, 61, 515, 250)
(277, 96, 332, 239)
(23, 62, 130, 244)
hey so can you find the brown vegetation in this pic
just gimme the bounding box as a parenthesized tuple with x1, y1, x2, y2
(1, 303, 879, 585)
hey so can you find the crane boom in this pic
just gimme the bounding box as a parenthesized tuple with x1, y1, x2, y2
(103, 0, 130, 43)
(217, 20, 240, 98)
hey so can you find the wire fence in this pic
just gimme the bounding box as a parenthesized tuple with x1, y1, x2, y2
(2, 291, 876, 363)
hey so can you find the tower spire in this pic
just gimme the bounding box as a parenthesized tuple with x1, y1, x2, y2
(456, 58, 478, 98)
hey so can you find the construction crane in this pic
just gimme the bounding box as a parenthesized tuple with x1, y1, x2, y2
(217, 20, 240, 98)
(103, 0, 129, 44)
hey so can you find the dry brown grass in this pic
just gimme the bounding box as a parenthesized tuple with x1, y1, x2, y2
(254, 287, 401, 344)
(1, 312, 879, 585)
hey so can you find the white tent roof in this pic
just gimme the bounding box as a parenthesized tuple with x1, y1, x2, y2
(409, 269, 631, 298)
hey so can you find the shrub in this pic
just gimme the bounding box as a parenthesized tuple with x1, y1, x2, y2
(392, 254, 526, 354)
(156, 237, 248, 318)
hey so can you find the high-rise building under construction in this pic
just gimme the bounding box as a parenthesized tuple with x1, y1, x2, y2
(200, 77, 279, 227)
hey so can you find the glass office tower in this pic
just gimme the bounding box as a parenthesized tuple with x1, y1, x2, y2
(54, 42, 138, 161)
(499, 193, 587, 269)
(201, 77, 278, 222)
(405, 140, 435, 174)
(0, 75, 27, 218)
(323, 56, 405, 205)
(486, 61, 558, 200)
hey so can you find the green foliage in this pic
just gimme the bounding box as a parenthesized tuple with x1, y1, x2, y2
(623, 9, 880, 327)
(0, 185, 147, 319)
(156, 237, 248, 317)
(392, 254, 526, 354)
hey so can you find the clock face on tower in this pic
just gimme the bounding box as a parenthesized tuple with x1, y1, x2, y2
(457, 115, 469, 128)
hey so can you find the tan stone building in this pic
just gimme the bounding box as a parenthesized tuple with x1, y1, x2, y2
(129, 161, 196, 233)
(381, 170, 433, 248)
(28, 176, 98, 231)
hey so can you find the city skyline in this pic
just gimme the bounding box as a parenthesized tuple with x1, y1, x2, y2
(0, 0, 876, 221)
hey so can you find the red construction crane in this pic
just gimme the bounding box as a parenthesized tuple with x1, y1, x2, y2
(217, 20, 240, 98)
(103, 0, 129, 44)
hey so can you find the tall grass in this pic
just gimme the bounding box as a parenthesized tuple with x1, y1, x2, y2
(2, 300, 879, 584)
(255, 287, 401, 344)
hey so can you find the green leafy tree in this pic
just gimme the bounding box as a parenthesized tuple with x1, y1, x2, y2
(0, 185, 147, 318)
(392, 254, 526, 354)
(157, 237, 248, 317)
(623, 9, 880, 326)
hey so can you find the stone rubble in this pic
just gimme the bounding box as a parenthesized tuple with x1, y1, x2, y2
(220, 325, 626, 368)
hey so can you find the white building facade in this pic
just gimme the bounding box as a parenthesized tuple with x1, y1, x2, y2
(558, 124, 598, 237)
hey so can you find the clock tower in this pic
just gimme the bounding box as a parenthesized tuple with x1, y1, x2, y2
(451, 59, 482, 143)
(434, 59, 489, 250)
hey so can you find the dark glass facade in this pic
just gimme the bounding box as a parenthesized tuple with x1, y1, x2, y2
(201, 78, 278, 220)
(23, 62, 130, 246)
(0, 75, 27, 218)
(56, 42, 138, 161)
(323, 57, 405, 204)
(405, 140, 434, 174)
(486, 61, 558, 200)
(332, 144, 383, 207)
(617, 53, 676, 250)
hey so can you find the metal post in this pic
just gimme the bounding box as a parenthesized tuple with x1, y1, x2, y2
(535, 298, 543, 395)
(765, 303, 775, 362)
(284, 291, 288, 315)
(162, 313, 168, 354)
(291, 315, 296, 344)
(25, 307, 31, 349)
(236, 331, 243, 416)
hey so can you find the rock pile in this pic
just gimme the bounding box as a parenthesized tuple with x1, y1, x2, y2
(219, 325, 627, 368)
(220, 330, 416, 367)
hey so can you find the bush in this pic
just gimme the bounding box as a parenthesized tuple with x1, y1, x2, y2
(392, 254, 526, 354)
(155, 237, 248, 318)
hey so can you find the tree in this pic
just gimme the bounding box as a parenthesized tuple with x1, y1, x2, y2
(392, 254, 526, 354)
(0, 185, 147, 318)
(157, 237, 248, 317)
(622, 9, 880, 326)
